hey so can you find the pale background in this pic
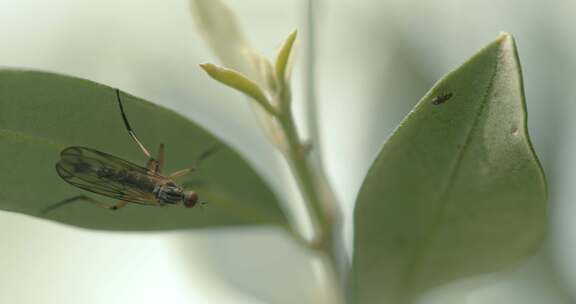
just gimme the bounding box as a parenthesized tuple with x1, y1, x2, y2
(0, 0, 575, 303)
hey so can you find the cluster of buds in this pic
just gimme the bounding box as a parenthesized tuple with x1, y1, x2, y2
(200, 30, 298, 153)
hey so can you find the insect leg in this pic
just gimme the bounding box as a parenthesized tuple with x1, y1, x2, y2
(145, 144, 164, 174)
(41, 195, 124, 215)
(155, 143, 165, 174)
(146, 158, 158, 171)
(168, 145, 220, 179)
(195, 145, 220, 167)
(115, 89, 153, 160)
(168, 167, 195, 179)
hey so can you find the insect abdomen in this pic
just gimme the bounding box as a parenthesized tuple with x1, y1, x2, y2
(98, 168, 156, 192)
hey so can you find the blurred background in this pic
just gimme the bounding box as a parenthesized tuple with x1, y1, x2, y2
(0, 0, 575, 303)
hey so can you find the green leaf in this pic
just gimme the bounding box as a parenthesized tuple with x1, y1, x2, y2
(352, 33, 547, 303)
(199, 63, 277, 115)
(275, 29, 298, 85)
(0, 70, 287, 230)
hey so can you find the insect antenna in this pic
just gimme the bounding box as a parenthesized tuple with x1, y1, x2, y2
(115, 89, 153, 159)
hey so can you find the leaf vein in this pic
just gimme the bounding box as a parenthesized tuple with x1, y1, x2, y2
(401, 46, 502, 295)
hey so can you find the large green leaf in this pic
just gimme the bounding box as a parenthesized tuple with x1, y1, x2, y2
(352, 33, 547, 303)
(0, 70, 287, 230)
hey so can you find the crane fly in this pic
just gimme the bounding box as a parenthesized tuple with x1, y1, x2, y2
(45, 89, 216, 214)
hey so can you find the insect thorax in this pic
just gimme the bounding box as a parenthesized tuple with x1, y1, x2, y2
(154, 183, 184, 204)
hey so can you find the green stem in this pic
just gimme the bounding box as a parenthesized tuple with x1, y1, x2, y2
(281, 115, 326, 232)
(276, 90, 345, 303)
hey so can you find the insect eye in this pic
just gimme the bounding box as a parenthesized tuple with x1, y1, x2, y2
(184, 192, 198, 208)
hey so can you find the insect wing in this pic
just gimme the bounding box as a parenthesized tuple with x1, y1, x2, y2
(56, 146, 160, 205)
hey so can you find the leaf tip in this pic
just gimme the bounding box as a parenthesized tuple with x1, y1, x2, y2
(275, 29, 298, 83)
(496, 32, 516, 47)
(199, 62, 214, 73)
(494, 32, 518, 56)
(496, 32, 513, 41)
(199, 63, 229, 80)
(288, 28, 298, 41)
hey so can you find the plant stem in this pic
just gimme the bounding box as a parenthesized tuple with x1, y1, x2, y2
(276, 89, 346, 303)
(270, 1, 348, 302)
(280, 114, 326, 233)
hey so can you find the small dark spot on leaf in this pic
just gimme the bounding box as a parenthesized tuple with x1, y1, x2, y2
(511, 127, 519, 135)
(432, 92, 453, 105)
